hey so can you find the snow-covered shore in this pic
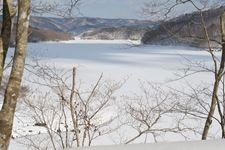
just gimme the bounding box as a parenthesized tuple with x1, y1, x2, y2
(74, 140, 225, 150)
(9, 139, 225, 150)
(44, 38, 141, 45)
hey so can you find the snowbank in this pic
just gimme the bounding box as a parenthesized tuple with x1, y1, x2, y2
(74, 140, 225, 150)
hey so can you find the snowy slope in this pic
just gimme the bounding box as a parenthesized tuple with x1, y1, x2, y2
(9, 139, 225, 150)
(74, 140, 225, 150)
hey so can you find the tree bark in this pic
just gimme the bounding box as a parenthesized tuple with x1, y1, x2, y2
(0, 0, 30, 149)
(202, 80, 220, 139)
(0, 0, 16, 85)
(70, 67, 80, 147)
(202, 10, 225, 140)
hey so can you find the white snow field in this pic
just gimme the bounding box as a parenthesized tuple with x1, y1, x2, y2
(74, 139, 225, 150)
(9, 139, 225, 150)
(4, 40, 224, 149)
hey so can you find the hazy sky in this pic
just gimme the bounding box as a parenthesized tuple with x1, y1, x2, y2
(76, 0, 197, 20)
(76, 0, 223, 20)
(77, 0, 148, 19)
(38, 0, 222, 20)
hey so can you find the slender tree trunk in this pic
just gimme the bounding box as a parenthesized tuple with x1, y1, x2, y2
(223, 78, 225, 138)
(202, 80, 220, 139)
(217, 78, 225, 138)
(0, 0, 16, 85)
(220, 112, 225, 138)
(70, 67, 80, 147)
(220, 11, 225, 139)
(202, 10, 225, 140)
(0, 0, 30, 149)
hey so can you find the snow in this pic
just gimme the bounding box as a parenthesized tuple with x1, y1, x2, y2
(74, 140, 225, 150)
(5, 40, 222, 149)
(23, 42, 212, 88)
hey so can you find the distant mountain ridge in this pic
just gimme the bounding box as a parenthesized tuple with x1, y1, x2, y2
(141, 6, 225, 47)
(3, 6, 224, 46)
(1, 16, 154, 43)
(29, 6, 225, 46)
(29, 17, 154, 35)
(28, 16, 154, 41)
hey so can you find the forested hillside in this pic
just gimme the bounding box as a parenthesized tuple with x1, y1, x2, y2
(142, 6, 224, 47)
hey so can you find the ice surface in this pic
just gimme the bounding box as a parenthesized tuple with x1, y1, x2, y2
(6, 41, 221, 149)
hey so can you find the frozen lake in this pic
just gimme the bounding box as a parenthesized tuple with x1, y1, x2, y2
(24, 42, 212, 85)
(7, 41, 220, 149)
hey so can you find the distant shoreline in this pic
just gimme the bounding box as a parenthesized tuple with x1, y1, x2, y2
(42, 39, 141, 45)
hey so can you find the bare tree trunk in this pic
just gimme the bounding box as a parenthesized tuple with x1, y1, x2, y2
(202, 81, 220, 139)
(220, 11, 225, 139)
(223, 76, 225, 138)
(0, 0, 30, 149)
(70, 67, 80, 147)
(0, 0, 16, 84)
(216, 77, 225, 138)
(202, 10, 225, 140)
(218, 96, 225, 138)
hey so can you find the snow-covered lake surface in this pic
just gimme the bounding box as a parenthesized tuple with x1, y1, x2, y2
(6, 40, 223, 149)
(25, 41, 211, 83)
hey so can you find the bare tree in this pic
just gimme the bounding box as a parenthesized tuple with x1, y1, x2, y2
(18, 64, 123, 149)
(119, 82, 198, 144)
(143, 0, 225, 140)
(31, 0, 82, 17)
(0, 1, 30, 149)
(0, 0, 83, 149)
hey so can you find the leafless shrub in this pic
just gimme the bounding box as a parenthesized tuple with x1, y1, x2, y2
(143, 0, 225, 140)
(17, 63, 123, 149)
(119, 81, 199, 144)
